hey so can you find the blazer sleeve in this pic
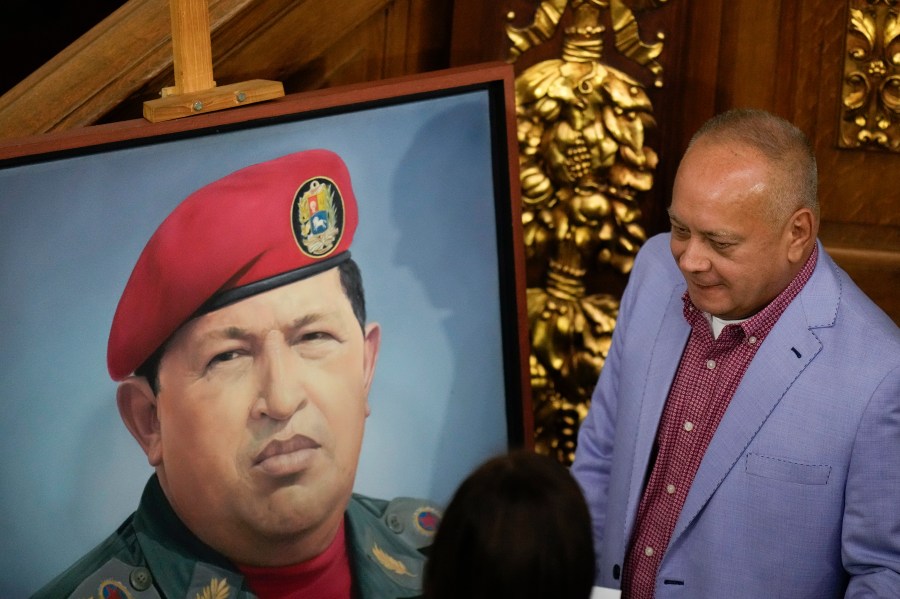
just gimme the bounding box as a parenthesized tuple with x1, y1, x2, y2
(842, 362, 900, 597)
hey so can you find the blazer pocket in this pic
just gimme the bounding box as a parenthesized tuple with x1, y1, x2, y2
(745, 453, 831, 485)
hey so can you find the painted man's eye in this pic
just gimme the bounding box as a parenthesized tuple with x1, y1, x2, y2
(208, 351, 241, 367)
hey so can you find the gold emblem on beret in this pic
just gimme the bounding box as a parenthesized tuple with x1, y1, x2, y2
(292, 177, 344, 258)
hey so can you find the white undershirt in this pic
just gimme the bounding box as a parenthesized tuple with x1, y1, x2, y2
(706, 313, 749, 339)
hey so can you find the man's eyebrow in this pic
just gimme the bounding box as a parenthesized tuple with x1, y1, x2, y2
(290, 313, 326, 330)
(666, 210, 738, 240)
(201, 326, 252, 341)
(667, 207, 685, 220)
(705, 230, 740, 240)
(195, 312, 335, 343)
(667, 210, 686, 226)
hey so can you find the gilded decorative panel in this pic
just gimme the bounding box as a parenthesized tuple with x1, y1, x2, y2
(840, 0, 900, 152)
(506, 0, 669, 464)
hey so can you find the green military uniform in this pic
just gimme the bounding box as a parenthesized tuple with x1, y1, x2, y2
(33, 475, 439, 599)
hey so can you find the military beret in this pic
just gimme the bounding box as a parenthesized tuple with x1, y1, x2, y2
(107, 148, 358, 381)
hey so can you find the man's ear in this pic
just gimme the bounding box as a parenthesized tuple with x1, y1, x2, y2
(786, 207, 815, 263)
(362, 322, 382, 417)
(117, 377, 163, 467)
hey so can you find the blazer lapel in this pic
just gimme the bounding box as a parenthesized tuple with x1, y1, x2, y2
(669, 299, 823, 546)
(624, 285, 690, 539)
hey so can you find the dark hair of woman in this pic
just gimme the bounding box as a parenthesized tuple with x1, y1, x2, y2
(423, 450, 596, 599)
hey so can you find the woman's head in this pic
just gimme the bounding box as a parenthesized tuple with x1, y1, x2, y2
(424, 450, 596, 599)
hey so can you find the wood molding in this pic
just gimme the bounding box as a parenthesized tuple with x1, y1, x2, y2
(0, 0, 262, 138)
(0, 0, 453, 139)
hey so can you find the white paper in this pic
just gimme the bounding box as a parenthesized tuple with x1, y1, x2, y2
(591, 586, 622, 599)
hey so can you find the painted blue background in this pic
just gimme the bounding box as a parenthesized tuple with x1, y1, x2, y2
(0, 89, 514, 596)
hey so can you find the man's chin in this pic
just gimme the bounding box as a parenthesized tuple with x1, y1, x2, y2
(249, 494, 333, 536)
(689, 287, 729, 314)
(263, 483, 347, 524)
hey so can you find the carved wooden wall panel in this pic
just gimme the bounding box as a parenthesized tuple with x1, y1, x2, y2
(788, 0, 899, 321)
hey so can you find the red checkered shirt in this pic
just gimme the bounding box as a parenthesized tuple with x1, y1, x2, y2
(622, 245, 818, 598)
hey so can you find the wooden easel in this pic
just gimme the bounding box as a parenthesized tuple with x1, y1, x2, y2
(143, 0, 284, 122)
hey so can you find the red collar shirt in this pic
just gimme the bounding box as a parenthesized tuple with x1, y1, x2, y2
(238, 520, 353, 599)
(623, 245, 818, 598)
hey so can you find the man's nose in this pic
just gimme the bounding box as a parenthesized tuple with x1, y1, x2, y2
(253, 340, 306, 421)
(678, 238, 711, 273)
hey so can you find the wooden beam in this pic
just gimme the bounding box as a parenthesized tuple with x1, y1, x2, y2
(144, 0, 283, 122)
(167, 0, 217, 94)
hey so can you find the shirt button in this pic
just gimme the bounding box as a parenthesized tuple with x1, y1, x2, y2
(645, 546, 655, 557)
(684, 421, 694, 432)
(666, 484, 676, 494)
(129, 567, 152, 592)
(387, 513, 404, 533)
(748, 336, 758, 345)
(706, 359, 716, 369)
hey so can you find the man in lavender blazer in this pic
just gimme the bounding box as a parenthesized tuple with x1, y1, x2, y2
(572, 110, 900, 597)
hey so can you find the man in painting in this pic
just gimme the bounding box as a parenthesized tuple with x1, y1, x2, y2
(33, 149, 440, 599)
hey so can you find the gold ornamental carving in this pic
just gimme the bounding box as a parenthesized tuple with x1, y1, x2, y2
(840, 0, 900, 152)
(506, 0, 668, 464)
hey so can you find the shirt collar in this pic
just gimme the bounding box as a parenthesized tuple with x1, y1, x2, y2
(133, 475, 254, 599)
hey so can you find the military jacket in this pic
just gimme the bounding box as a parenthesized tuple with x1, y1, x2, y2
(32, 475, 440, 599)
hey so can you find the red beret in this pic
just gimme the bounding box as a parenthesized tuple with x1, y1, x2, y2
(107, 149, 358, 381)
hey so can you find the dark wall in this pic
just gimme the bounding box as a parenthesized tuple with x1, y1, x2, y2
(0, 1, 126, 95)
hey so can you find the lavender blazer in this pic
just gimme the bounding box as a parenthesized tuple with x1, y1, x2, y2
(572, 233, 900, 598)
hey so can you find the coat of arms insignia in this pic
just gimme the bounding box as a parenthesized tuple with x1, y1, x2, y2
(292, 176, 344, 257)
